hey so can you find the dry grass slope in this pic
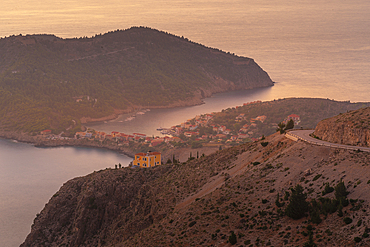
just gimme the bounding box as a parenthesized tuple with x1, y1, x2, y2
(22, 132, 370, 247)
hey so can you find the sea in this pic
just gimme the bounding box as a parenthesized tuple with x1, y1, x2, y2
(0, 0, 369, 246)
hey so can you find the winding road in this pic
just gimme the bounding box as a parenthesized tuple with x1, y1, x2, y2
(286, 130, 370, 153)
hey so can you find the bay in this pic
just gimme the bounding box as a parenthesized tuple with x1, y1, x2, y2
(86, 81, 368, 137)
(0, 139, 131, 247)
(0, 0, 370, 246)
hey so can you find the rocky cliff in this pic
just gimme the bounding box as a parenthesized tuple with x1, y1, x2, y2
(314, 107, 370, 147)
(22, 132, 370, 246)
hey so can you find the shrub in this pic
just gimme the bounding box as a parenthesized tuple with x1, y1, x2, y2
(357, 219, 362, 227)
(275, 193, 285, 208)
(312, 174, 322, 181)
(343, 217, 353, 225)
(354, 237, 362, 243)
(277, 122, 286, 134)
(189, 221, 197, 227)
(229, 231, 237, 245)
(322, 183, 334, 195)
(244, 240, 251, 245)
(303, 229, 317, 247)
(261, 142, 269, 147)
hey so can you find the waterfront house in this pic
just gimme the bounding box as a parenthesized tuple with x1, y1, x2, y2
(285, 114, 301, 125)
(75, 132, 86, 138)
(238, 133, 249, 139)
(133, 133, 146, 139)
(256, 115, 267, 123)
(111, 131, 119, 137)
(216, 134, 227, 139)
(223, 129, 231, 135)
(40, 129, 52, 135)
(219, 125, 227, 132)
(235, 114, 245, 121)
(150, 138, 164, 147)
(189, 125, 198, 131)
(133, 151, 162, 168)
(239, 127, 249, 133)
(184, 131, 199, 138)
(205, 114, 213, 120)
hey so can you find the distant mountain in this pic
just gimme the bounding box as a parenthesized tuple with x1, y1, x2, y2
(0, 27, 273, 134)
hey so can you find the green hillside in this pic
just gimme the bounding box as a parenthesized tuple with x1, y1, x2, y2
(0, 27, 273, 134)
(208, 98, 370, 138)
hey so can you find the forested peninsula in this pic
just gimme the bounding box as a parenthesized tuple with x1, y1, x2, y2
(0, 27, 273, 135)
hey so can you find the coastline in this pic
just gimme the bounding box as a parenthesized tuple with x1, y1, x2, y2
(0, 85, 274, 160)
(0, 132, 222, 163)
(0, 131, 136, 159)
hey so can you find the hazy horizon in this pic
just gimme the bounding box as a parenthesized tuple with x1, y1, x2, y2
(2, 0, 369, 102)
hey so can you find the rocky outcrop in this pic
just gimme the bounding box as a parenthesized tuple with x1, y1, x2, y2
(21, 166, 175, 247)
(314, 107, 370, 147)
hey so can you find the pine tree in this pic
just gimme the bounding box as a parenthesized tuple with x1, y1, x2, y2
(285, 119, 294, 130)
(285, 184, 309, 219)
(335, 180, 349, 201)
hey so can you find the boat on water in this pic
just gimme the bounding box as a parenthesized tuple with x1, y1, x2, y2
(156, 127, 163, 131)
(137, 111, 145, 115)
(161, 130, 171, 135)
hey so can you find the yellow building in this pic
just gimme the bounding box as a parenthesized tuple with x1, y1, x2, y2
(133, 151, 162, 168)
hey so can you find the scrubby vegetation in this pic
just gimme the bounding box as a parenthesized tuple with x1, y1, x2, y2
(0, 27, 272, 133)
(22, 130, 370, 246)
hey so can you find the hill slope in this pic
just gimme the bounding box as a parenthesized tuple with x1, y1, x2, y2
(0, 27, 273, 134)
(22, 131, 370, 246)
(199, 98, 370, 139)
(314, 107, 370, 147)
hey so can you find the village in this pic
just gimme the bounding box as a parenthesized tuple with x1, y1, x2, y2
(39, 101, 301, 159)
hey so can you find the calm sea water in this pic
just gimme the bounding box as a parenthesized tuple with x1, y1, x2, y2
(0, 139, 131, 247)
(1, 1, 370, 246)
